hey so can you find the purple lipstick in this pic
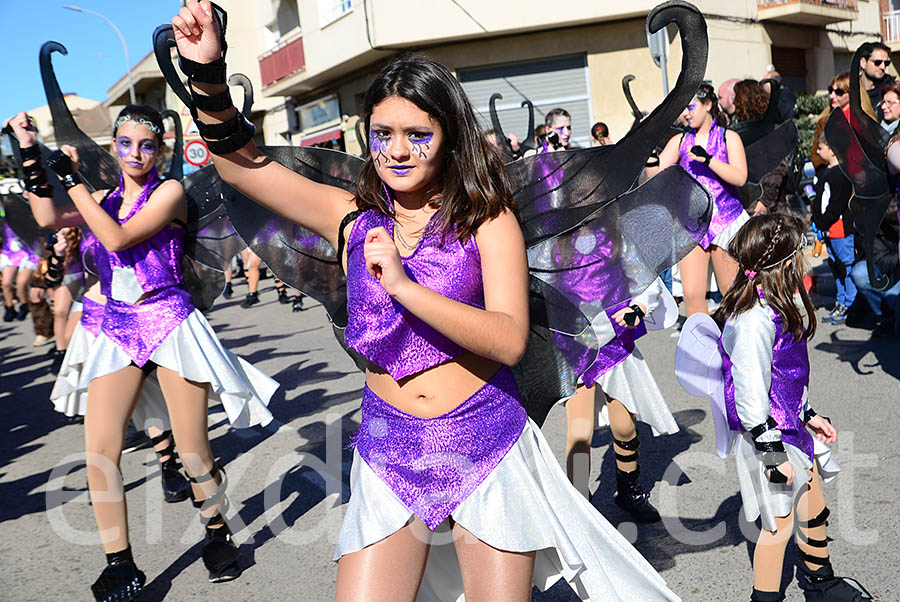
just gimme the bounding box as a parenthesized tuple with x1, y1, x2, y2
(389, 165, 413, 175)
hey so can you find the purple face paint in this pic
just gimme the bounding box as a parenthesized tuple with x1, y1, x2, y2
(369, 128, 391, 166)
(389, 166, 413, 175)
(115, 138, 133, 158)
(410, 132, 433, 160)
(116, 137, 158, 158)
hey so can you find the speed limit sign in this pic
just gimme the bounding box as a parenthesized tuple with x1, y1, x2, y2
(184, 140, 210, 166)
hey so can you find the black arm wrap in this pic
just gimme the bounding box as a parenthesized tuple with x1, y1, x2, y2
(191, 88, 234, 112)
(195, 109, 255, 155)
(20, 144, 41, 161)
(21, 152, 52, 197)
(180, 57, 227, 85)
(749, 416, 778, 440)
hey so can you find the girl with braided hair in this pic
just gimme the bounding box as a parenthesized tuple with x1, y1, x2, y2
(705, 215, 870, 601)
(652, 82, 750, 316)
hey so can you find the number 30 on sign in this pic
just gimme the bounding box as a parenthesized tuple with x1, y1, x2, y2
(184, 140, 210, 167)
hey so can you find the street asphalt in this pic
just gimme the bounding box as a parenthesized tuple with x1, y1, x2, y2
(1, 265, 897, 601)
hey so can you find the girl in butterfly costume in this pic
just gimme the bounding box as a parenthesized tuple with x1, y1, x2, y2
(676, 215, 871, 602)
(8, 103, 277, 602)
(652, 82, 750, 317)
(1, 220, 38, 322)
(164, 1, 713, 599)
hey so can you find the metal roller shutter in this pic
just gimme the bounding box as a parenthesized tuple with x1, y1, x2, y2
(458, 54, 593, 149)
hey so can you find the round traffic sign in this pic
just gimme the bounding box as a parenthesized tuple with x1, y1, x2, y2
(184, 140, 210, 167)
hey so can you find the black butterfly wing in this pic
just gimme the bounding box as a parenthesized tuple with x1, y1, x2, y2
(220, 145, 364, 326)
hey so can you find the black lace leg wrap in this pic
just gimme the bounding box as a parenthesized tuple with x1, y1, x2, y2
(186, 463, 241, 582)
(613, 435, 640, 464)
(150, 430, 191, 503)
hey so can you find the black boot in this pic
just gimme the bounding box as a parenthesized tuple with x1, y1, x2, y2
(240, 292, 259, 309)
(150, 430, 191, 503)
(50, 348, 66, 375)
(796, 506, 873, 601)
(276, 285, 291, 304)
(292, 295, 305, 312)
(612, 435, 660, 523)
(3, 304, 15, 322)
(797, 561, 873, 601)
(90, 546, 145, 602)
(189, 463, 241, 582)
(15, 303, 29, 321)
(614, 467, 661, 523)
(222, 281, 233, 299)
(750, 588, 785, 601)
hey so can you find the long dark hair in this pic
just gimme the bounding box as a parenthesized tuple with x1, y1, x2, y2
(714, 214, 816, 341)
(355, 56, 515, 242)
(695, 83, 728, 128)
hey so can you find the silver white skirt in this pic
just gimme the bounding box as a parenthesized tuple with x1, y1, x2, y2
(78, 308, 277, 429)
(50, 319, 172, 431)
(710, 209, 750, 250)
(594, 349, 679, 437)
(558, 349, 679, 437)
(734, 432, 840, 533)
(335, 418, 680, 602)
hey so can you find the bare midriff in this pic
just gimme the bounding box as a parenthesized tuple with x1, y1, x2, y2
(82, 281, 107, 305)
(364, 351, 503, 419)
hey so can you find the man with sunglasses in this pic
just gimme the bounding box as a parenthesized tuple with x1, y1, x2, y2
(860, 41, 896, 113)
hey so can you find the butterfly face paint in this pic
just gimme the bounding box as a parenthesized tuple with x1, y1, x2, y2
(409, 132, 433, 160)
(369, 128, 392, 167)
(116, 137, 159, 158)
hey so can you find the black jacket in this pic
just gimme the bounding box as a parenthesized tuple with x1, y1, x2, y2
(870, 198, 899, 277)
(812, 165, 854, 235)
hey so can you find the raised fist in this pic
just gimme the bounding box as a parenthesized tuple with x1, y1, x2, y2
(172, 0, 222, 64)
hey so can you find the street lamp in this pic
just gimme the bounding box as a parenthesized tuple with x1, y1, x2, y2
(63, 5, 136, 104)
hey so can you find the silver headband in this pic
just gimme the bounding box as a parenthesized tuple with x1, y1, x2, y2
(114, 115, 161, 135)
(757, 237, 807, 272)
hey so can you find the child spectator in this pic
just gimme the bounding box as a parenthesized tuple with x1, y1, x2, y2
(812, 133, 856, 324)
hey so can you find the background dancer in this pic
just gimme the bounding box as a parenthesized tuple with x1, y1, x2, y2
(562, 278, 679, 521)
(651, 83, 749, 316)
(9, 104, 277, 602)
(1, 221, 37, 322)
(678, 215, 871, 602)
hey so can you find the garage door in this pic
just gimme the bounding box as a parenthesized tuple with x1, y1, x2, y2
(457, 54, 593, 149)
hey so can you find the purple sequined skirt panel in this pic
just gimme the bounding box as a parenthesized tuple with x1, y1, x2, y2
(351, 366, 527, 530)
(80, 297, 104, 337)
(680, 125, 745, 249)
(101, 286, 194, 367)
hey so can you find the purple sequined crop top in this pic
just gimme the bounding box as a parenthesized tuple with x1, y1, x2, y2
(344, 209, 485, 381)
(94, 169, 185, 300)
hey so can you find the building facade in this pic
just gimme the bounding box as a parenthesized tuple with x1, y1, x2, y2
(96, 1, 894, 157)
(253, 0, 888, 152)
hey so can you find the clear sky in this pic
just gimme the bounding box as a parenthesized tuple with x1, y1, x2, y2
(0, 1, 183, 120)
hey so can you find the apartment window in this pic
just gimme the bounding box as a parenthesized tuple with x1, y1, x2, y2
(318, 0, 352, 27)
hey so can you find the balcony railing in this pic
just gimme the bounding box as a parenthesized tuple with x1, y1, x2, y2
(885, 10, 900, 44)
(258, 29, 306, 89)
(758, 0, 857, 8)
